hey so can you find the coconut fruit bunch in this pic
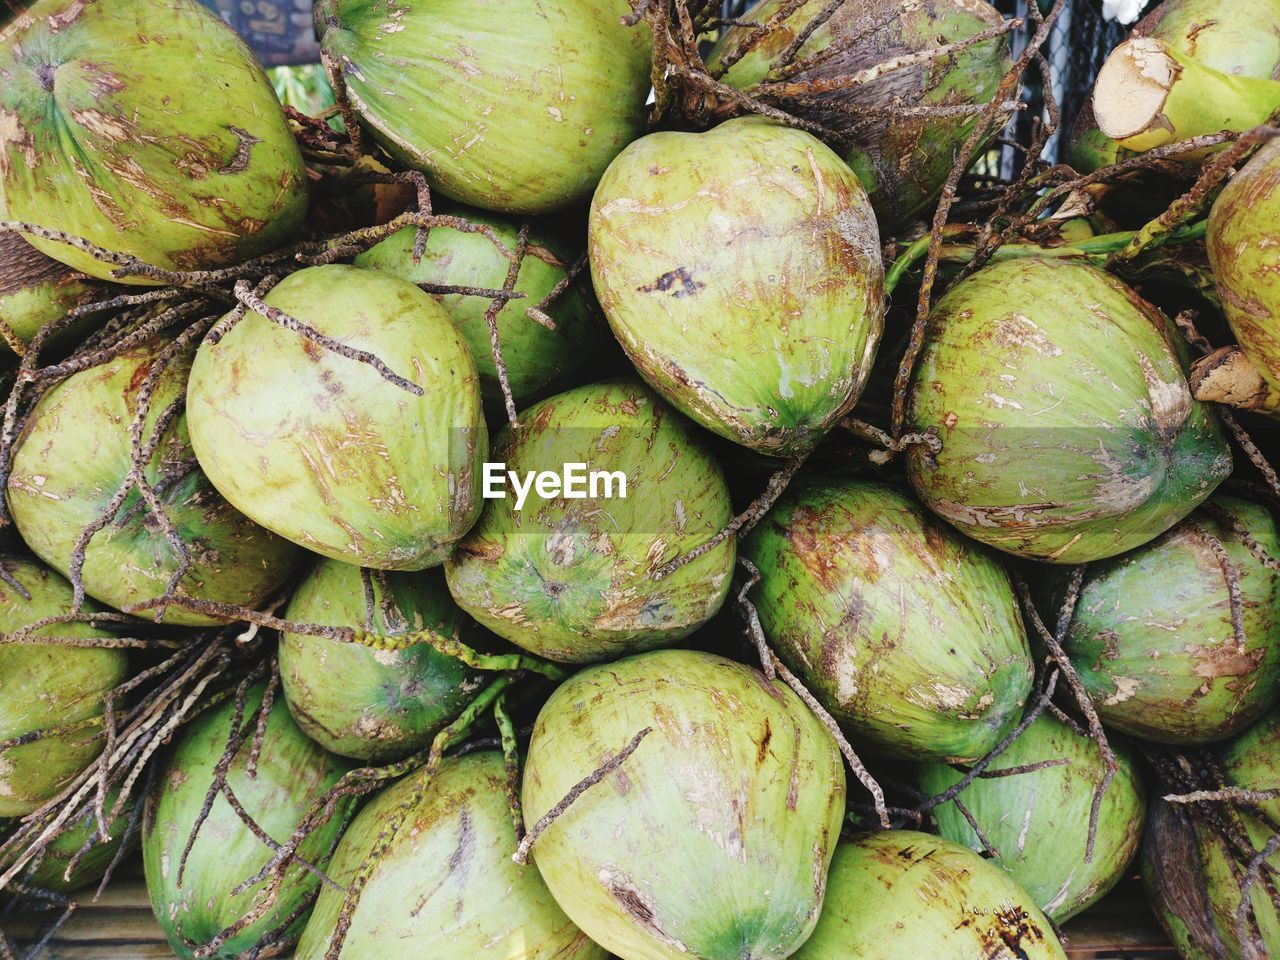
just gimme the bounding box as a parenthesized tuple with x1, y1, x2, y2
(0, 0, 1278, 959)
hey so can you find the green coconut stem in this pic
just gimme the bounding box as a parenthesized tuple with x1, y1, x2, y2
(512, 726, 653, 866)
(493, 695, 524, 844)
(884, 220, 1207, 295)
(1094, 38, 1280, 153)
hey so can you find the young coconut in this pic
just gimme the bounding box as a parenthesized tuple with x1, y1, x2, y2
(314, 0, 652, 215)
(0, 0, 306, 282)
(3, 787, 138, 893)
(279, 558, 482, 763)
(741, 477, 1032, 762)
(0, 556, 127, 817)
(186, 264, 488, 571)
(918, 713, 1146, 923)
(446, 380, 735, 663)
(1069, 0, 1280, 171)
(295, 752, 604, 960)
(353, 208, 607, 410)
(1143, 795, 1280, 959)
(707, 0, 1012, 229)
(143, 682, 354, 960)
(1222, 710, 1280, 822)
(521, 648, 846, 960)
(1053, 496, 1280, 744)
(0, 234, 109, 354)
(905, 257, 1230, 564)
(789, 831, 1067, 960)
(589, 116, 884, 457)
(1208, 137, 1280, 391)
(8, 340, 302, 626)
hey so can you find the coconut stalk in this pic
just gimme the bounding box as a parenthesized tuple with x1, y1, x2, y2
(1093, 38, 1280, 154)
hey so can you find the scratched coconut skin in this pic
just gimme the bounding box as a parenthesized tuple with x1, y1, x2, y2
(296, 752, 606, 960)
(919, 713, 1146, 923)
(186, 264, 488, 571)
(0, 233, 105, 352)
(279, 558, 479, 763)
(0, 556, 125, 818)
(743, 478, 1033, 762)
(906, 257, 1231, 564)
(142, 684, 354, 960)
(446, 380, 735, 664)
(708, 0, 1010, 229)
(791, 831, 1067, 960)
(314, 0, 652, 215)
(354, 207, 608, 408)
(589, 116, 884, 458)
(1054, 496, 1280, 744)
(1069, 0, 1280, 171)
(1208, 137, 1280, 390)
(0, 0, 307, 283)
(523, 649, 845, 960)
(7, 341, 302, 627)
(1143, 796, 1280, 958)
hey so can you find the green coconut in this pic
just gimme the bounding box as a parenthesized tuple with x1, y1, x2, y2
(1069, 0, 1280, 171)
(186, 264, 488, 571)
(791, 831, 1067, 960)
(5, 788, 137, 893)
(522, 648, 845, 960)
(1144, 796, 1280, 959)
(8, 340, 301, 626)
(446, 380, 734, 663)
(1054, 496, 1280, 744)
(353, 208, 607, 409)
(0, 233, 108, 354)
(906, 257, 1230, 564)
(1222, 711, 1280, 822)
(708, 0, 1011, 229)
(280, 557, 480, 762)
(1208, 137, 1280, 391)
(919, 713, 1146, 923)
(742, 477, 1032, 761)
(589, 116, 884, 457)
(314, 0, 651, 215)
(296, 751, 604, 959)
(0, 0, 306, 283)
(143, 683, 353, 960)
(0, 556, 127, 817)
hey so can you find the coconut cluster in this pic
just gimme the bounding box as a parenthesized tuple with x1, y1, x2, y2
(0, 1, 1278, 959)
